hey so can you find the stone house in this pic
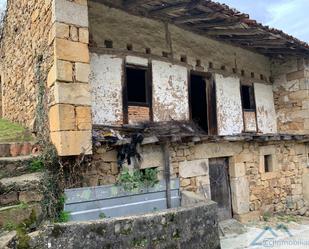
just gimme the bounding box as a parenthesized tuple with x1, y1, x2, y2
(0, 0, 309, 222)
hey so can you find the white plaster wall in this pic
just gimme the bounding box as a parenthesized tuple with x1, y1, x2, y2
(152, 60, 189, 121)
(90, 53, 123, 125)
(254, 83, 278, 134)
(215, 74, 244, 135)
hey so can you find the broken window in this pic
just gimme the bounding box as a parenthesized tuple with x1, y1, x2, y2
(189, 72, 217, 134)
(241, 84, 257, 132)
(264, 154, 273, 172)
(126, 66, 149, 105)
(123, 65, 152, 124)
(241, 85, 256, 111)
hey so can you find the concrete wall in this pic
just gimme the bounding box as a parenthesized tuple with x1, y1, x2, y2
(30, 202, 221, 249)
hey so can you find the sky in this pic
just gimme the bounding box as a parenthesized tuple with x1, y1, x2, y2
(215, 0, 309, 42)
(0, 0, 308, 42)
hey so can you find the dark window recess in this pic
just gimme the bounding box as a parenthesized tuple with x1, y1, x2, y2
(264, 155, 273, 172)
(196, 59, 201, 67)
(190, 74, 208, 132)
(180, 55, 187, 63)
(126, 67, 148, 105)
(241, 85, 256, 110)
(162, 51, 169, 58)
(104, 40, 113, 48)
(145, 48, 151, 54)
(127, 44, 133, 51)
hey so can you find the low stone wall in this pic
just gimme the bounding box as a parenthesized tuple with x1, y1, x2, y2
(30, 201, 220, 249)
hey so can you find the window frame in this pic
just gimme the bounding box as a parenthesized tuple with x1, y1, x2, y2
(188, 71, 217, 135)
(125, 64, 150, 107)
(240, 83, 256, 112)
(123, 63, 153, 124)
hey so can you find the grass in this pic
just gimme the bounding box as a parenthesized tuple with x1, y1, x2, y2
(0, 118, 33, 143)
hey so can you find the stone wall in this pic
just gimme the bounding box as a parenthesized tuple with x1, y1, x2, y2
(272, 57, 309, 134)
(83, 140, 309, 221)
(30, 202, 221, 249)
(48, 0, 92, 156)
(0, 0, 53, 129)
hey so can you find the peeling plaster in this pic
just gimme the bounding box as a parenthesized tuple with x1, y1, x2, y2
(152, 60, 189, 121)
(90, 53, 123, 125)
(254, 83, 278, 134)
(215, 74, 243, 135)
(244, 111, 257, 132)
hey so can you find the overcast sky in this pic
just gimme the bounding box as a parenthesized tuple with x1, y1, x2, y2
(0, 0, 308, 42)
(215, 0, 309, 42)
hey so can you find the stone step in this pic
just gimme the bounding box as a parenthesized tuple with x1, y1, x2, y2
(0, 203, 42, 227)
(0, 155, 36, 179)
(0, 142, 38, 158)
(0, 173, 44, 207)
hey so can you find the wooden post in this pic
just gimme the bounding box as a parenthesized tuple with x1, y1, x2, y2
(162, 142, 171, 209)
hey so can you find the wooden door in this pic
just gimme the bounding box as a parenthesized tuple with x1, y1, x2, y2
(209, 157, 232, 221)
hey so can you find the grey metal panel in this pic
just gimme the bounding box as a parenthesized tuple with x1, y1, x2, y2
(65, 179, 180, 204)
(64, 179, 181, 221)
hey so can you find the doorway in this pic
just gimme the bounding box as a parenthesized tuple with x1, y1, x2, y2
(209, 157, 232, 221)
(189, 73, 208, 132)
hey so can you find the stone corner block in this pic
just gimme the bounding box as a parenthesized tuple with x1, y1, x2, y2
(49, 104, 76, 132)
(52, 0, 89, 27)
(50, 130, 92, 156)
(55, 38, 89, 63)
(53, 82, 91, 105)
(179, 159, 209, 178)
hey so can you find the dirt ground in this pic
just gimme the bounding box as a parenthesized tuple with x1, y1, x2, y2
(220, 216, 309, 249)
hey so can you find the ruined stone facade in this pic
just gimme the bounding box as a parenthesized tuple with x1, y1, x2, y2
(0, 0, 309, 223)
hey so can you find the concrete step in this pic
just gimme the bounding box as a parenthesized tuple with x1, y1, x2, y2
(0, 231, 16, 248)
(0, 155, 36, 179)
(0, 173, 44, 207)
(0, 142, 38, 158)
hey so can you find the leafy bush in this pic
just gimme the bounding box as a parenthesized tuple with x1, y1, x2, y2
(117, 168, 159, 191)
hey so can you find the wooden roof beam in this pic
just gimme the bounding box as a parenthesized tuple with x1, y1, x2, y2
(173, 12, 227, 24)
(149, 0, 203, 15)
(194, 19, 241, 29)
(202, 28, 263, 36)
(123, 0, 153, 9)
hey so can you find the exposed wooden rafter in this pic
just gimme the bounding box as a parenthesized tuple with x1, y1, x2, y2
(100, 0, 309, 57)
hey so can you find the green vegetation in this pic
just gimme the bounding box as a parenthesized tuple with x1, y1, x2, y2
(29, 159, 44, 172)
(3, 209, 38, 249)
(57, 211, 71, 223)
(117, 168, 159, 191)
(0, 118, 33, 143)
(277, 214, 300, 223)
(262, 212, 271, 222)
(99, 212, 107, 219)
